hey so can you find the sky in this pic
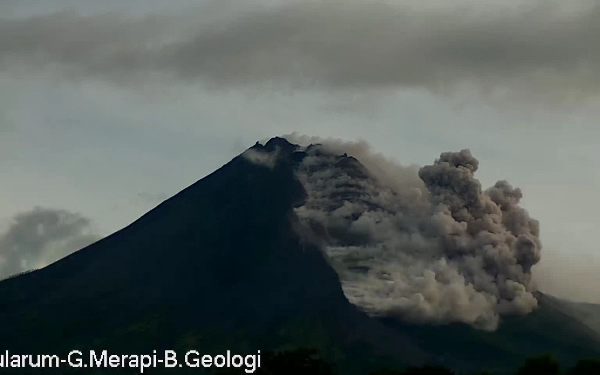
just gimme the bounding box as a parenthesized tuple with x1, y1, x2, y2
(0, 0, 599, 302)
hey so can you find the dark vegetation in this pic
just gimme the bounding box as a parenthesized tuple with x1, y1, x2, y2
(215, 348, 600, 375)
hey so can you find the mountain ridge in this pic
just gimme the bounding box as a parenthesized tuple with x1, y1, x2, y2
(0, 136, 599, 374)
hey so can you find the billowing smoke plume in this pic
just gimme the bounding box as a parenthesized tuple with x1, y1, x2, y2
(281, 135, 542, 331)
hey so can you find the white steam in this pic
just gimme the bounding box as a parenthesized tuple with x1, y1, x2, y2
(241, 147, 280, 169)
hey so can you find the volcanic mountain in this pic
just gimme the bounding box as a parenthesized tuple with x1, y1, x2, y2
(0, 136, 599, 374)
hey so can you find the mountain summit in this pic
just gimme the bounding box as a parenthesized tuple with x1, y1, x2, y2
(257, 137, 541, 329)
(1, 136, 599, 374)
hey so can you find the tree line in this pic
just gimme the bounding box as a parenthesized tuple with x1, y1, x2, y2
(217, 348, 600, 375)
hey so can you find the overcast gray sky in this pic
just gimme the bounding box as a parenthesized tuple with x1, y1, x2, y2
(1, 0, 599, 301)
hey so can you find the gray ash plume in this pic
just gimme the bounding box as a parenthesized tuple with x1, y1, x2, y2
(244, 136, 542, 331)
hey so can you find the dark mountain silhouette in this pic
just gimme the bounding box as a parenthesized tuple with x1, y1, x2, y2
(542, 294, 600, 335)
(0, 137, 599, 375)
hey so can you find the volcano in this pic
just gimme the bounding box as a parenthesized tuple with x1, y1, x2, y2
(0, 136, 599, 374)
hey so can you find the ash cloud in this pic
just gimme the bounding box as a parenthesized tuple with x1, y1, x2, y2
(1, 1, 599, 105)
(287, 135, 541, 330)
(0, 207, 100, 279)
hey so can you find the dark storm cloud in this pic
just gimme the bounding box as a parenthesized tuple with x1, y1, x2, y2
(0, 1, 599, 103)
(0, 207, 100, 279)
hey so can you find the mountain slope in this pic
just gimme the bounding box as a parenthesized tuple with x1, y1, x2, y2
(540, 294, 600, 335)
(0, 137, 599, 375)
(0, 138, 431, 374)
(379, 292, 600, 373)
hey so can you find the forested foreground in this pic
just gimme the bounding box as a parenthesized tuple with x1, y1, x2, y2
(216, 348, 600, 375)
